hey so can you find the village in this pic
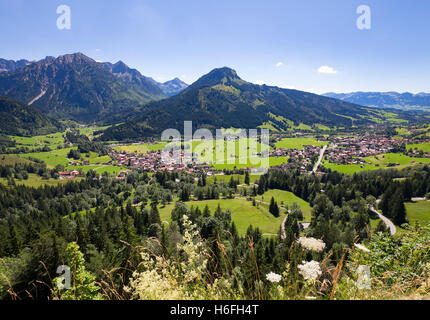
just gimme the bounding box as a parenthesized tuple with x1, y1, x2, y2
(270, 134, 430, 173)
(58, 133, 430, 180)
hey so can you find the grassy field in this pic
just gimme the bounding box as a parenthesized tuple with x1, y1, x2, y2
(7, 125, 111, 152)
(113, 142, 167, 154)
(211, 156, 289, 170)
(13, 148, 125, 175)
(395, 127, 410, 135)
(18, 148, 73, 167)
(314, 124, 331, 131)
(405, 200, 430, 224)
(365, 109, 409, 124)
(260, 189, 312, 221)
(78, 125, 110, 137)
(407, 142, 430, 153)
(0, 155, 32, 165)
(158, 198, 285, 236)
(324, 153, 430, 174)
(184, 138, 284, 170)
(295, 123, 313, 131)
(8, 132, 65, 151)
(275, 137, 327, 150)
(206, 174, 260, 185)
(0, 173, 82, 188)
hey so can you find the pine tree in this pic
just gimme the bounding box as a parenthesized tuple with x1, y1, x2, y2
(203, 204, 211, 217)
(269, 197, 280, 217)
(391, 190, 407, 226)
(180, 187, 190, 202)
(245, 171, 250, 185)
(149, 203, 161, 225)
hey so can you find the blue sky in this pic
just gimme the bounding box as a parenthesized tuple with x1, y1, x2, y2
(0, 0, 429, 94)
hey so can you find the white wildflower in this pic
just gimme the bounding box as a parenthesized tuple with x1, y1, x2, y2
(266, 272, 282, 283)
(126, 215, 214, 300)
(354, 243, 370, 253)
(297, 237, 326, 252)
(298, 260, 322, 281)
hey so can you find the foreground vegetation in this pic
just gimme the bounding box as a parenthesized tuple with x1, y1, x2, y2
(0, 161, 429, 300)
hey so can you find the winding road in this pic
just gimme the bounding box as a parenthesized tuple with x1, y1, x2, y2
(369, 206, 397, 235)
(312, 145, 327, 174)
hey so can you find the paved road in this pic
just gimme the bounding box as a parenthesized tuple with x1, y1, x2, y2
(312, 145, 327, 174)
(280, 215, 288, 240)
(369, 206, 397, 236)
(411, 197, 429, 202)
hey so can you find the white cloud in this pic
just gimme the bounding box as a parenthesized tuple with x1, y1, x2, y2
(255, 80, 266, 85)
(275, 62, 283, 67)
(318, 65, 337, 74)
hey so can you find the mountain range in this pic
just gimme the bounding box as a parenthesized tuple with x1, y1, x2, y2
(0, 53, 420, 140)
(324, 92, 430, 111)
(0, 53, 188, 123)
(149, 77, 189, 97)
(0, 58, 32, 73)
(100, 67, 378, 141)
(100, 61, 188, 97)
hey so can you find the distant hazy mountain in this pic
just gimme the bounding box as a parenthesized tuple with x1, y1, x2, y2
(100, 67, 376, 141)
(324, 92, 430, 111)
(100, 61, 166, 98)
(101, 60, 187, 97)
(150, 77, 189, 96)
(0, 58, 33, 73)
(0, 53, 166, 122)
(0, 96, 63, 136)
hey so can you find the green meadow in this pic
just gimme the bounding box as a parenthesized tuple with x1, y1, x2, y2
(0, 155, 32, 166)
(314, 124, 331, 131)
(395, 127, 410, 135)
(18, 148, 73, 167)
(405, 200, 430, 224)
(113, 142, 167, 154)
(206, 174, 260, 185)
(7, 126, 111, 152)
(260, 189, 312, 221)
(324, 153, 430, 174)
(0, 173, 82, 188)
(407, 142, 430, 153)
(13, 148, 125, 175)
(211, 156, 288, 170)
(158, 198, 285, 236)
(275, 137, 327, 150)
(8, 132, 65, 151)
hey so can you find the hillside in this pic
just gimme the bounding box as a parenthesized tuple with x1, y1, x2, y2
(324, 91, 430, 111)
(0, 97, 63, 136)
(100, 67, 377, 141)
(0, 53, 165, 123)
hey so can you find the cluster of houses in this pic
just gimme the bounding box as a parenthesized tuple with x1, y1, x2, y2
(58, 170, 80, 180)
(324, 135, 430, 165)
(59, 133, 430, 180)
(270, 144, 323, 173)
(109, 149, 216, 175)
(270, 133, 430, 173)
